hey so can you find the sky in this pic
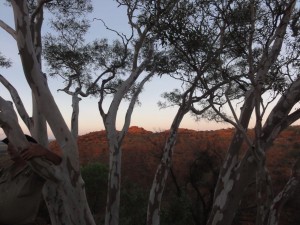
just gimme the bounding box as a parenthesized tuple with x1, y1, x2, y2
(0, 1, 233, 139)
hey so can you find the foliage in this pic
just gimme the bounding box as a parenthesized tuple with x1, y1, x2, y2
(43, 14, 134, 99)
(160, 191, 194, 225)
(0, 52, 11, 68)
(120, 182, 148, 225)
(36, 0, 92, 16)
(2, 1, 300, 225)
(81, 162, 108, 215)
(44, 18, 92, 76)
(147, 0, 300, 122)
(4, 0, 93, 19)
(81, 164, 149, 225)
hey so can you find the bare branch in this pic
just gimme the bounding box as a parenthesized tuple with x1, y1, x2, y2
(93, 18, 133, 44)
(0, 74, 32, 130)
(119, 70, 154, 142)
(0, 20, 16, 39)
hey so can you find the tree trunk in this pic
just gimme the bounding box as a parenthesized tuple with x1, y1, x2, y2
(267, 159, 300, 225)
(101, 69, 153, 225)
(104, 132, 122, 225)
(32, 92, 49, 147)
(10, 1, 96, 224)
(207, 2, 297, 224)
(71, 94, 81, 139)
(147, 107, 187, 225)
(207, 78, 300, 225)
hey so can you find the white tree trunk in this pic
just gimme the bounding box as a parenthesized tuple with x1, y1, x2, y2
(147, 106, 187, 225)
(8, 1, 96, 224)
(32, 91, 49, 147)
(207, 76, 300, 225)
(71, 94, 81, 139)
(207, 2, 297, 224)
(104, 130, 122, 225)
(101, 57, 153, 225)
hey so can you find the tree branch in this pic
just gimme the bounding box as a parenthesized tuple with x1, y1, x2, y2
(0, 19, 16, 39)
(119, 70, 154, 143)
(0, 96, 62, 181)
(0, 74, 32, 130)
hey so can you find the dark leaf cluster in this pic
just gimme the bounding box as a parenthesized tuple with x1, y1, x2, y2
(45, 0, 93, 16)
(90, 39, 132, 71)
(0, 52, 11, 68)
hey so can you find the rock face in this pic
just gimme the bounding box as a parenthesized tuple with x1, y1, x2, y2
(49, 126, 300, 185)
(48, 126, 300, 224)
(49, 127, 231, 187)
(128, 126, 151, 134)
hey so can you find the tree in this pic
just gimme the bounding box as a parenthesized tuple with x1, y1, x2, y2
(2, 1, 300, 225)
(146, 1, 238, 223)
(43, 1, 180, 225)
(206, 1, 300, 225)
(146, 0, 300, 225)
(0, 1, 96, 224)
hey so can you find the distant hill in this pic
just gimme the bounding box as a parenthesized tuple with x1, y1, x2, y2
(52, 126, 300, 224)
(49, 125, 300, 190)
(0, 126, 298, 224)
(49, 125, 300, 224)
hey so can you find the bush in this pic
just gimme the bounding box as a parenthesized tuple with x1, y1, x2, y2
(161, 191, 194, 225)
(120, 182, 148, 225)
(81, 162, 108, 223)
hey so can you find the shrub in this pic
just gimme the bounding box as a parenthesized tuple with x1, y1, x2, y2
(120, 182, 148, 225)
(161, 191, 194, 225)
(81, 162, 108, 223)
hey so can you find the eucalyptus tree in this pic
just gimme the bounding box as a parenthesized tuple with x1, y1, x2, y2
(43, 14, 143, 225)
(146, 0, 300, 225)
(145, 1, 245, 224)
(0, 1, 97, 224)
(205, 1, 300, 225)
(43, 1, 181, 225)
(43, 16, 101, 138)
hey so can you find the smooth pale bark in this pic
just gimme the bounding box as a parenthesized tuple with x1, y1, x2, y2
(9, 1, 96, 224)
(0, 74, 33, 129)
(147, 107, 187, 225)
(255, 163, 273, 225)
(207, 2, 297, 224)
(104, 131, 122, 225)
(32, 92, 49, 147)
(103, 72, 153, 225)
(0, 75, 66, 225)
(71, 94, 81, 139)
(30, 0, 48, 147)
(0, 73, 48, 147)
(146, 81, 204, 225)
(207, 76, 300, 225)
(0, 97, 60, 180)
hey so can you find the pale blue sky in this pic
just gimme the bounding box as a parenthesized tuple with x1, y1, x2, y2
(0, 1, 232, 139)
